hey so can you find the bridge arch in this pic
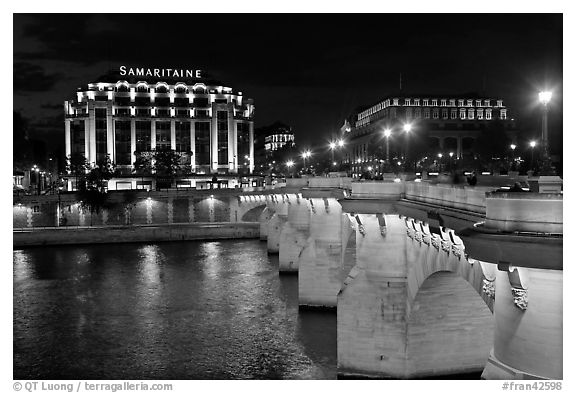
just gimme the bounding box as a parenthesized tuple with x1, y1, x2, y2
(404, 217, 495, 314)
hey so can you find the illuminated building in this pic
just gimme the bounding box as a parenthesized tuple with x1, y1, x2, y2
(343, 94, 516, 175)
(64, 67, 255, 175)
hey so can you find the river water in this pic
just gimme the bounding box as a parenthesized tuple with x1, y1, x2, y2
(13, 240, 337, 380)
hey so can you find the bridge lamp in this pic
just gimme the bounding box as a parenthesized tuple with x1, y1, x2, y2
(286, 160, 294, 168)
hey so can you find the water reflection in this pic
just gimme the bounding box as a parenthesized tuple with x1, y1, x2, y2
(14, 240, 337, 379)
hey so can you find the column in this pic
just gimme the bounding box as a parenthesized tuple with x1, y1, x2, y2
(457, 137, 462, 159)
(211, 104, 218, 173)
(106, 104, 114, 162)
(170, 119, 176, 150)
(151, 120, 156, 150)
(64, 120, 71, 159)
(88, 104, 96, 166)
(249, 121, 254, 174)
(130, 119, 136, 165)
(84, 118, 90, 163)
(228, 104, 236, 173)
(190, 120, 196, 172)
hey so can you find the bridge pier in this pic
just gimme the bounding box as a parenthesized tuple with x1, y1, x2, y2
(266, 194, 291, 253)
(298, 198, 350, 307)
(279, 195, 309, 273)
(481, 267, 562, 380)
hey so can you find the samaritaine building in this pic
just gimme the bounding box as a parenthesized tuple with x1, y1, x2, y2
(64, 66, 255, 175)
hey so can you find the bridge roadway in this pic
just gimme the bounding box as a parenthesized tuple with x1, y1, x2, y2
(248, 178, 562, 380)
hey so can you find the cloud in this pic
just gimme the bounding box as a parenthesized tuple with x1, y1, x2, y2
(14, 62, 62, 92)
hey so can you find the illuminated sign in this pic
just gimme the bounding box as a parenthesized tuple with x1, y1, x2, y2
(119, 66, 202, 79)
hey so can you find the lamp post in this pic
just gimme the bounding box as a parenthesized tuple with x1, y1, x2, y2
(329, 142, 336, 163)
(529, 140, 537, 171)
(449, 152, 454, 172)
(301, 151, 311, 173)
(437, 153, 443, 172)
(403, 123, 412, 162)
(538, 91, 554, 174)
(384, 128, 391, 163)
(510, 144, 516, 171)
(286, 160, 294, 177)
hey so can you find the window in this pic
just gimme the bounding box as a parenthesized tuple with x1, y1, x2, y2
(486, 109, 492, 120)
(424, 108, 430, 119)
(194, 86, 206, 94)
(405, 98, 411, 106)
(95, 109, 107, 164)
(432, 108, 439, 119)
(175, 85, 188, 94)
(451, 109, 457, 119)
(477, 109, 484, 120)
(136, 84, 149, 93)
(114, 120, 131, 165)
(217, 111, 229, 165)
(193, 97, 209, 107)
(237, 123, 251, 170)
(459, 109, 466, 119)
(500, 109, 507, 119)
(195, 122, 210, 166)
(116, 84, 129, 92)
(476, 100, 482, 107)
(442, 108, 448, 119)
(155, 97, 170, 107)
(174, 97, 189, 107)
(432, 99, 438, 106)
(468, 108, 475, 119)
(458, 99, 464, 107)
(467, 99, 473, 107)
(450, 99, 456, 106)
(414, 98, 420, 106)
(136, 108, 150, 117)
(423, 99, 429, 106)
(393, 98, 399, 106)
(415, 108, 421, 119)
(155, 121, 171, 151)
(135, 121, 151, 152)
(497, 100, 503, 107)
(484, 99, 491, 107)
(71, 120, 85, 155)
(175, 121, 191, 152)
(156, 84, 168, 93)
(441, 99, 447, 106)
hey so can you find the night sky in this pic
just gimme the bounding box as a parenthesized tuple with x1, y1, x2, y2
(13, 13, 563, 156)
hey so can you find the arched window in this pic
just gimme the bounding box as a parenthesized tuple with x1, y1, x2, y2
(136, 83, 149, 93)
(175, 84, 188, 94)
(156, 83, 168, 93)
(116, 81, 129, 92)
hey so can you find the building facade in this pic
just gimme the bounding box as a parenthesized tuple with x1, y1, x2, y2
(263, 123, 295, 157)
(64, 69, 255, 175)
(343, 94, 516, 175)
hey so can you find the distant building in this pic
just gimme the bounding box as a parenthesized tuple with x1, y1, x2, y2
(343, 93, 517, 175)
(64, 67, 255, 175)
(263, 122, 295, 157)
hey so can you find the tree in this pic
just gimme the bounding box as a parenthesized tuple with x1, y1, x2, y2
(133, 151, 154, 186)
(153, 149, 184, 189)
(66, 153, 89, 191)
(78, 155, 116, 224)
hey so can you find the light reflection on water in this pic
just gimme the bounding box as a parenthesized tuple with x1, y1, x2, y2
(13, 240, 337, 380)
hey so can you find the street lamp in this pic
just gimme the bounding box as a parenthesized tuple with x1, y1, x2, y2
(437, 153, 443, 172)
(383, 128, 392, 163)
(329, 142, 336, 163)
(529, 140, 537, 171)
(337, 139, 344, 148)
(538, 91, 553, 172)
(403, 123, 412, 170)
(301, 151, 311, 171)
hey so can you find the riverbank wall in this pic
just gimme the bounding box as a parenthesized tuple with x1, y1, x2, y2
(13, 222, 259, 248)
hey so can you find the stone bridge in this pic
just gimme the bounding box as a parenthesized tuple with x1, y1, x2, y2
(255, 179, 562, 380)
